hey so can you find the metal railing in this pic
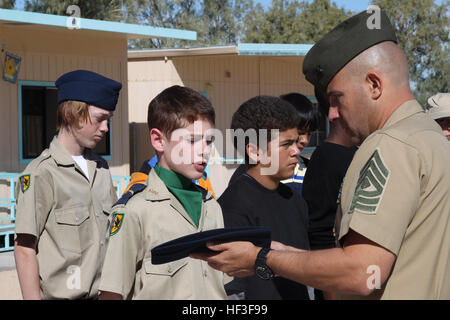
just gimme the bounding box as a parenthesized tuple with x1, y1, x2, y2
(0, 172, 20, 252)
(0, 173, 131, 252)
(112, 175, 131, 198)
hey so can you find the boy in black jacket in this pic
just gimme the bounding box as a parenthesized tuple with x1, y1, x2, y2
(219, 96, 310, 300)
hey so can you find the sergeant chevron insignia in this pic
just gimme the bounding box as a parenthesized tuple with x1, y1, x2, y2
(350, 149, 390, 214)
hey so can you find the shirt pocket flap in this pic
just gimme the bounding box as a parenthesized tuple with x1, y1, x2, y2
(144, 258, 188, 276)
(102, 204, 113, 216)
(55, 205, 89, 226)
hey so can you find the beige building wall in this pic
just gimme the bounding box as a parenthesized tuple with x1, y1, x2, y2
(0, 25, 131, 220)
(128, 54, 313, 196)
(0, 25, 130, 176)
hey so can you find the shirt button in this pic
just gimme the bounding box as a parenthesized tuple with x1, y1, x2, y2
(168, 266, 173, 273)
(203, 271, 207, 277)
(100, 241, 104, 246)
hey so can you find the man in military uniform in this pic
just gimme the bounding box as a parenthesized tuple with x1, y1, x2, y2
(426, 93, 450, 141)
(191, 10, 450, 299)
(14, 70, 121, 299)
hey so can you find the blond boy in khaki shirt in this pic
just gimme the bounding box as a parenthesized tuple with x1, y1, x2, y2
(14, 70, 121, 299)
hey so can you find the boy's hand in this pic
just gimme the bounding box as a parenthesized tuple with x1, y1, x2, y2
(190, 241, 260, 277)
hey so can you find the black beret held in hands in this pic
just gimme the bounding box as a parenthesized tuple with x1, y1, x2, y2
(151, 226, 271, 265)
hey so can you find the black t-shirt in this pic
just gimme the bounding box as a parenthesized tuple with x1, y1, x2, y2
(218, 174, 310, 300)
(302, 142, 357, 250)
(228, 163, 248, 186)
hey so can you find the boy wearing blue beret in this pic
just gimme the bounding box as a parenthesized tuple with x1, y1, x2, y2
(14, 70, 122, 299)
(99, 85, 229, 300)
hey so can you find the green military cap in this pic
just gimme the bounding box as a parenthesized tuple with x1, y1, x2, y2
(303, 10, 397, 91)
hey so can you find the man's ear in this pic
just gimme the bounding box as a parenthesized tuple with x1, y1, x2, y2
(366, 71, 382, 100)
(246, 143, 259, 165)
(150, 128, 165, 153)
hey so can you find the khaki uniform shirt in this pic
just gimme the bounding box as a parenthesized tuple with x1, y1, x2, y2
(99, 169, 229, 300)
(336, 100, 450, 299)
(15, 137, 117, 299)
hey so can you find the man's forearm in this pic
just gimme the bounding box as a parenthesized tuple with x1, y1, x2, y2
(195, 232, 394, 296)
(267, 248, 368, 295)
(14, 244, 41, 300)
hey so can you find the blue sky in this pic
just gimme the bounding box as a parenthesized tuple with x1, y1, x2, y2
(321, 0, 371, 12)
(257, 0, 370, 12)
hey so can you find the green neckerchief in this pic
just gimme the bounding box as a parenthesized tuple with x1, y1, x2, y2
(154, 164, 202, 227)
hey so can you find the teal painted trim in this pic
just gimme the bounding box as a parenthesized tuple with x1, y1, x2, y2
(112, 175, 131, 198)
(18, 80, 54, 86)
(307, 95, 318, 103)
(81, 18, 197, 40)
(0, 9, 196, 40)
(238, 43, 313, 56)
(0, 172, 17, 251)
(0, 228, 15, 252)
(204, 163, 210, 177)
(0, 173, 19, 221)
(301, 147, 315, 155)
(209, 158, 244, 164)
(0, 172, 19, 178)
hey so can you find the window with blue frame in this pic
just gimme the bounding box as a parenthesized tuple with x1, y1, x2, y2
(18, 81, 112, 163)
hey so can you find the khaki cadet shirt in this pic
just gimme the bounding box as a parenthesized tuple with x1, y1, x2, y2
(336, 100, 450, 300)
(14, 137, 117, 299)
(99, 169, 230, 300)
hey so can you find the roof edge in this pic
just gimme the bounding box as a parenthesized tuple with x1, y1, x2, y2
(128, 46, 239, 58)
(0, 8, 196, 40)
(127, 43, 314, 59)
(237, 43, 313, 56)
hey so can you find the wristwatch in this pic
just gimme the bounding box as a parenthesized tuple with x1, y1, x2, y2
(254, 247, 274, 280)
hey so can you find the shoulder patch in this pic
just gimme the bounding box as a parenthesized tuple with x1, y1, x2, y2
(109, 213, 124, 236)
(19, 175, 31, 193)
(349, 148, 390, 214)
(114, 183, 146, 206)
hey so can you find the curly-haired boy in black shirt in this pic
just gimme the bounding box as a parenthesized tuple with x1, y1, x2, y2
(219, 96, 311, 300)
